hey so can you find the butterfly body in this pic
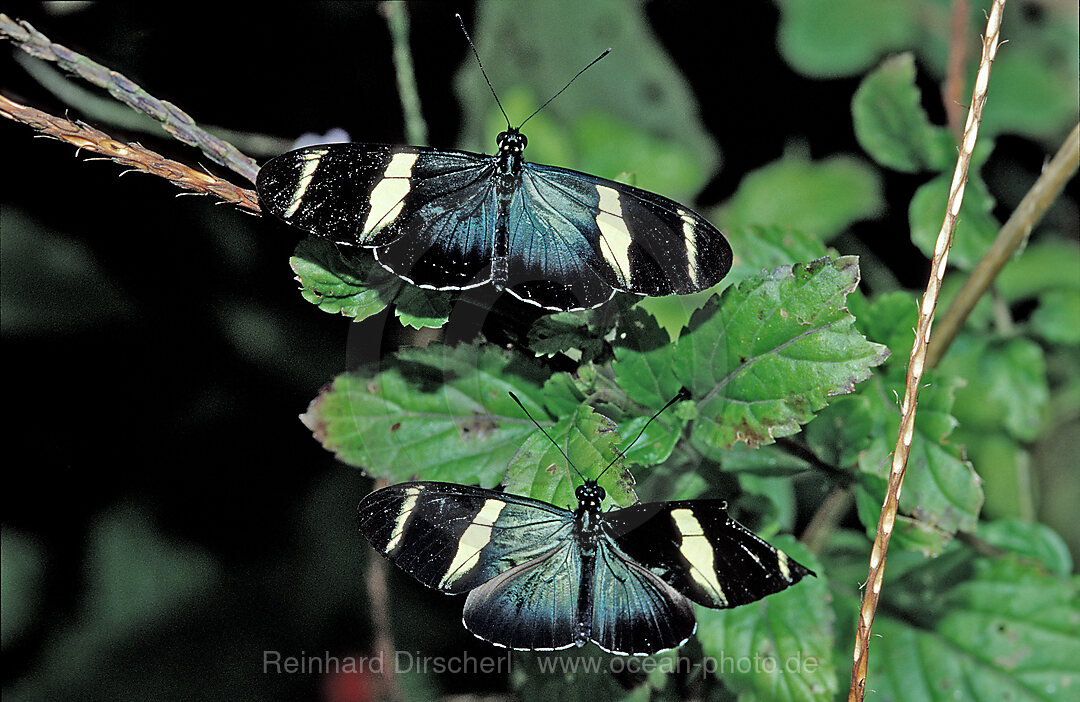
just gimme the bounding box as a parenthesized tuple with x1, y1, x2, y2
(257, 126, 732, 311)
(358, 479, 812, 655)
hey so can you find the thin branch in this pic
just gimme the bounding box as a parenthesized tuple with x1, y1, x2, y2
(0, 94, 260, 213)
(381, 2, 429, 147)
(943, 0, 971, 136)
(800, 486, 854, 555)
(14, 52, 295, 159)
(927, 121, 1080, 368)
(365, 478, 404, 702)
(847, 3, 1007, 701)
(0, 13, 259, 183)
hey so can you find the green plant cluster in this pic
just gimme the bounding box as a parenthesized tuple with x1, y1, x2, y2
(277, 2, 1080, 700)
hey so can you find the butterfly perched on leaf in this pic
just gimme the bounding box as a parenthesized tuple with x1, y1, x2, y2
(256, 18, 732, 312)
(356, 395, 814, 655)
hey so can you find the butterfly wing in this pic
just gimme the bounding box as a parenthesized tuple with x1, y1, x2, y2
(462, 541, 583, 651)
(461, 530, 698, 654)
(357, 481, 573, 595)
(256, 144, 499, 289)
(499, 174, 622, 309)
(508, 163, 733, 308)
(589, 539, 698, 655)
(601, 500, 814, 609)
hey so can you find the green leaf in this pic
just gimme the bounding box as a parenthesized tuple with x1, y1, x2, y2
(776, 0, 917, 78)
(1, 206, 134, 335)
(504, 403, 636, 508)
(847, 289, 918, 377)
(572, 112, 708, 202)
(85, 507, 218, 636)
(953, 430, 1034, 521)
(867, 557, 1080, 702)
(980, 17, 1080, 139)
(852, 53, 953, 172)
(634, 291, 720, 345)
(939, 334, 1050, 441)
(393, 286, 453, 329)
(617, 413, 682, 468)
(725, 225, 830, 282)
(997, 237, 1080, 301)
(977, 519, 1074, 576)
(696, 539, 836, 701)
(701, 443, 812, 477)
(542, 370, 591, 418)
(1, 529, 45, 648)
(1031, 288, 1080, 346)
(675, 257, 889, 449)
(855, 373, 983, 554)
(803, 393, 879, 468)
(302, 344, 550, 486)
(855, 472, 953, 556)
(909, 173, 1000, 271)
(457, 0, 718, 202)
(527, 310, 611, 363)
(717, 154, 883, 240)
(612, 306, 683, 410)
(289, 238, 401, 321)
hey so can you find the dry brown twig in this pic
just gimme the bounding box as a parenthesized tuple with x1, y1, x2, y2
(0, 12, 260, 183)
(0, 94, 261, 213)
(847, 2, 1007, 700)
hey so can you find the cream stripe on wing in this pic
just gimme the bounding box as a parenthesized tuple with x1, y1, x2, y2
(283, 148, 329, 217)
(777, 550, 792, 581)
(361, 152, 419, 236)
(440, 499, 507, 589)
(595, 185, 633, 286)
(383, 485, 422, 555)
(670, 508, 727, 606)
(680, 212, 699, 288)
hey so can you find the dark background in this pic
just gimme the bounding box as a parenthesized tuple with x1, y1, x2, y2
(2, 2, 1073, 700)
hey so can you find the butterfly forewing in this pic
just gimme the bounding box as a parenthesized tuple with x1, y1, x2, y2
(522, 164, 733, 299)
(601, 500, 814, 609)
(357, 482, 573, 595)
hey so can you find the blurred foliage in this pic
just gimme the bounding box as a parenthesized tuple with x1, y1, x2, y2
(3, 1, 1078, 701)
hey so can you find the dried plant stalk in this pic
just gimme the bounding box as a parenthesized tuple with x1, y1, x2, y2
(0, 94, 261, 213)
(847, 2, 1007, 700)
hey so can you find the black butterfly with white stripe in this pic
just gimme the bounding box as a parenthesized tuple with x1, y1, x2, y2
(358, 480, 812, 655)
(356, 396, 813, 655)
(255, 20, 732, 311)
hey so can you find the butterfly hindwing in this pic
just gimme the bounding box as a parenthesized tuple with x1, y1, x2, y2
(601, 500, 814, 609)
(462, 542, 583, 651)
(357, 481, 573, 595)
(590, 540, 698, 655)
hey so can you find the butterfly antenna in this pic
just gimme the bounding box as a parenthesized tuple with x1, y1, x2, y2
(596, 389, 690, 480)
(508, 392, 586, 481)
(518, 48, 611, 129)
(456, 14, 512, 129)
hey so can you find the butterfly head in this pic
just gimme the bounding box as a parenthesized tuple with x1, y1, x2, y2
(496, 128, 528, 155)
(575, 481, 606, 511)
